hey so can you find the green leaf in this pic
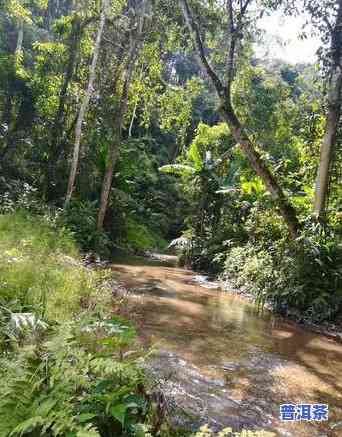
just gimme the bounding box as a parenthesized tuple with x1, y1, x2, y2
(111, 404, 128, 426)
(35, 397, 58, 416)
(76, 427, 100, 437)
(124, 394, 145, 409)
(10, 417, 44, 436)
(95, 379, 113, 393)
(78, 413, 97, 423)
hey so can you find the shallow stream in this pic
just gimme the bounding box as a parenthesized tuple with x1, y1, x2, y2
(111, 255, 342, 436)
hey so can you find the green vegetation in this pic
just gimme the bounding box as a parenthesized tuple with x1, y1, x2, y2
(125, 218, 167, 252)
(1, 0, 342, 434)
(171, 115, 342, 321)
(222, 222, 342, 322)
(0, 212, 155, 436)
(0, 212, 90, 321)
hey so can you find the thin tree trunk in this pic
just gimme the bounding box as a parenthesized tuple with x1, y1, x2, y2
(51, 16, 81, 147)
(44, 0, 60, 29)
(0, 19, 24, 160)
(97, 64, 135, 230)
(97, 132, 121, 229)
(46, 14, 81, 199)
(179, 0, 300, 239)
(314, 0, 342, 220)
(15, 18, 24, 60)
(65, 0, 109, 207)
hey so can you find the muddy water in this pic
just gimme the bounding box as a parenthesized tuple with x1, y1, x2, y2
(111, 257, 342, 436)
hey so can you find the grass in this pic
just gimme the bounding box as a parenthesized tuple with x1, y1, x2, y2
(0, 211, 152, 436)
(0, 211, 99, 321)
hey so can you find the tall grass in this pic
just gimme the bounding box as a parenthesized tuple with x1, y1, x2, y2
(0, 211, 96, 321)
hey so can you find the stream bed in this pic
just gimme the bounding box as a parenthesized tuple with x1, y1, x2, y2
(111, 255, 342, 436)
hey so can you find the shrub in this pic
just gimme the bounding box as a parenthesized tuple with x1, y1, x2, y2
(123, 218, 167, 253)
(0, 211, 155, 437)
(222, 224, 342, 322)
(0, 181, 43, 215)
(61, 201, 167, 255)
(61, 200, 111, 256)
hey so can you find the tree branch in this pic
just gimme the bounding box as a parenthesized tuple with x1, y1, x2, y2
(323, 15, 333, 34)
(226, 0, 236, 92)
(226, 0, 252, 99)
(241, 0, 252, 17)
(178, 0, 225, 97)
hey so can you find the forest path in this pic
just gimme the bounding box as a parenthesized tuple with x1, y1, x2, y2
(111, 255, 342, 436)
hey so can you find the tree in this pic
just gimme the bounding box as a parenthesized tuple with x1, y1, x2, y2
(97, 0, 152, 230)
(0, 0, 39, 162)
(65, 0, 109, 207)
(178, 0, 301, 239)
(312, 0, 342, 220)
(46, 5, 83, 199)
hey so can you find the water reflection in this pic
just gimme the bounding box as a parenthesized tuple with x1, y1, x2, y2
(111, 260, 342, 436)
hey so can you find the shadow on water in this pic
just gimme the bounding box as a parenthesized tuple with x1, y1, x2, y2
(111, 260, 342, 436)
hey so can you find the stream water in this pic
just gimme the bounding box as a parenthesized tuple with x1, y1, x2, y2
(111, 255, 342, 436)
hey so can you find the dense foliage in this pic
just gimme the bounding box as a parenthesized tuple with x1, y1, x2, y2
(0, 0, 342, 433)
(0, 0, 187, 253)
(0, 211, 156, 436)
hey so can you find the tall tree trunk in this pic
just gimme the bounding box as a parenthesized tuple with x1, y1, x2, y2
(65, 0, 109, 207)
(51, 15, 81, 148)
(97, 64, 135, 230)
(97, 131, 121, 229)
(220, 103, 300, 239)
(15, 18, 24, 60)
(179, 0, 300, 239)
(97, 0, 151, 230)
(314, 0, 342, 220)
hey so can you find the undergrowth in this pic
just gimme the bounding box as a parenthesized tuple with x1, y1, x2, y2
(124, 218, 167, 253)
(221, 212, 342, 323)
(0, 211, 154, 436)
(0, 319, 151, 437)
(61, 201, 167, 256)
(0, 212, 96, 322)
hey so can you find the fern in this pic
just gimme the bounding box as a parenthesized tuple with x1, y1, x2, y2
(0, 318, 148, 437)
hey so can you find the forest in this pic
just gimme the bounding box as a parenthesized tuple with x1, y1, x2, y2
(0, 0, 341, 435)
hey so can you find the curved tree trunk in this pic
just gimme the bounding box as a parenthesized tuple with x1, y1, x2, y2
(220, 103, 300, 239)
(65, 0, 109, 207)
(179, 0, 300, 239)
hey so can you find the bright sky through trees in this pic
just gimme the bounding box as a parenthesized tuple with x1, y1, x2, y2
(257, 10, 320, 64)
